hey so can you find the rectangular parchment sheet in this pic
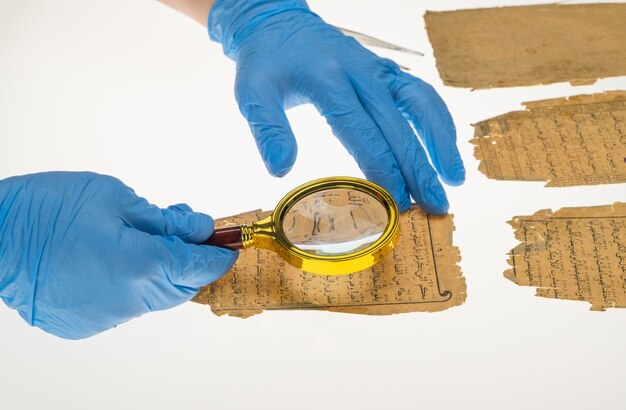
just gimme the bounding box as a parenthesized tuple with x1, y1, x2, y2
(193, 206, 466, 318)
(471, 91, 626, 186)
(506, 203, 626, 311)
(424, 4, 626, 89)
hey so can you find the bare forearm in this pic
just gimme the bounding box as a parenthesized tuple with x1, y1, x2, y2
(157, 0, 216, 27)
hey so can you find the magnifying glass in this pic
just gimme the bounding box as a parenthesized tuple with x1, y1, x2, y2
(204, 177, 400, 275)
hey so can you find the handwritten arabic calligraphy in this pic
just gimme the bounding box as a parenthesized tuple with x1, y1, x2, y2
(193, 206, 466, 317)
(472, 91, 626, 186)
(506, 203, 626, 310)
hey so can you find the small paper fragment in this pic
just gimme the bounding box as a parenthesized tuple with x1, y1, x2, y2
(471, 91, 626, 186)
(505, 203, 626, 311)
(193, 206, 466, 318)
(424, 4, 626, 89)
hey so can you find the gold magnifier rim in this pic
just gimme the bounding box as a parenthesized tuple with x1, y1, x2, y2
(249, 176, 400, 275)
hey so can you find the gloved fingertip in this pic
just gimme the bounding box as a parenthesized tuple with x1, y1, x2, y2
(202, 246, 239, 282)
(397, 196, 412, 213)
(442, 163, 466, 187)
(413, 175, 449, 215)
(220, 247, 239, 271)
(164, 240, 239, 289)
(186, 213, 215, 243)
(377, 178, 411, 213)
(424, 183, 449, 215)
(416, 195, 449, 215)
(424, 201, 449, 216)
(164, 209, 215, 244)
(263, 139, 297, 177)
(167, 203, 193, 213)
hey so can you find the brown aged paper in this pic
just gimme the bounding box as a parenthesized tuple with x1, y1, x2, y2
(471, 91, 626, 186)
(193, 206, 465, 318)
(424, 4, 626, 89)
(506, 203, 626, 311)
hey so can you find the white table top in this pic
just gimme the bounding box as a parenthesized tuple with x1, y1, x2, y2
(1, 1, 624, 409)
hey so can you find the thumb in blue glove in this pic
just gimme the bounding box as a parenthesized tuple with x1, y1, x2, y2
(0, 172, 237, 339)
(209, 0, 465, 214)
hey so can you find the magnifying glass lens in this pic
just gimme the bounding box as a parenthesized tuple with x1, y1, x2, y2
(281, 188, 389, 256)
(204, 176, 399, 274)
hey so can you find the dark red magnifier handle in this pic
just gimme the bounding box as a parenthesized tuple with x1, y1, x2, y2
(204, 226, 244, 250)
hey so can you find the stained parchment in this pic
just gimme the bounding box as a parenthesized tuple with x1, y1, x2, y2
(506, 203, 626, 311)
(424, 4, 626, 89)
(193, 206, 465, 318)
(471, 91, 626, 186)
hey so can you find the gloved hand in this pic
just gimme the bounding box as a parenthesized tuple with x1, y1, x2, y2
(0, 172, 237, 339)
(209, 0, 465, 214)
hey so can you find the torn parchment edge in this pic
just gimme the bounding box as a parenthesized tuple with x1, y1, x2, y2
(470, 91, 626, 187)
(521, 90, 626, 109)
(504, 202, 626, 311)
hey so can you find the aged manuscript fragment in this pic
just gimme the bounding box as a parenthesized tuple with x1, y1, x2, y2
(506, 203, 626, 311)
(193, 206, 466, 318)
(424, 4, 626, 89)
(471, 91, 626, 187)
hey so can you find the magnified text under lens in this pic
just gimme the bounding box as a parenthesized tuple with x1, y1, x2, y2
(281, 188, 389, 256)
(203, 176, 400, 275)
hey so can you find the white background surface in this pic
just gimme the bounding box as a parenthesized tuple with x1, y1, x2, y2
(1, 1, 625, 409)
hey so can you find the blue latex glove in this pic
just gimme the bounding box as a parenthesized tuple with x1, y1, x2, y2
(0, 172, 237, 339)
(209, 0, 465, 214)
